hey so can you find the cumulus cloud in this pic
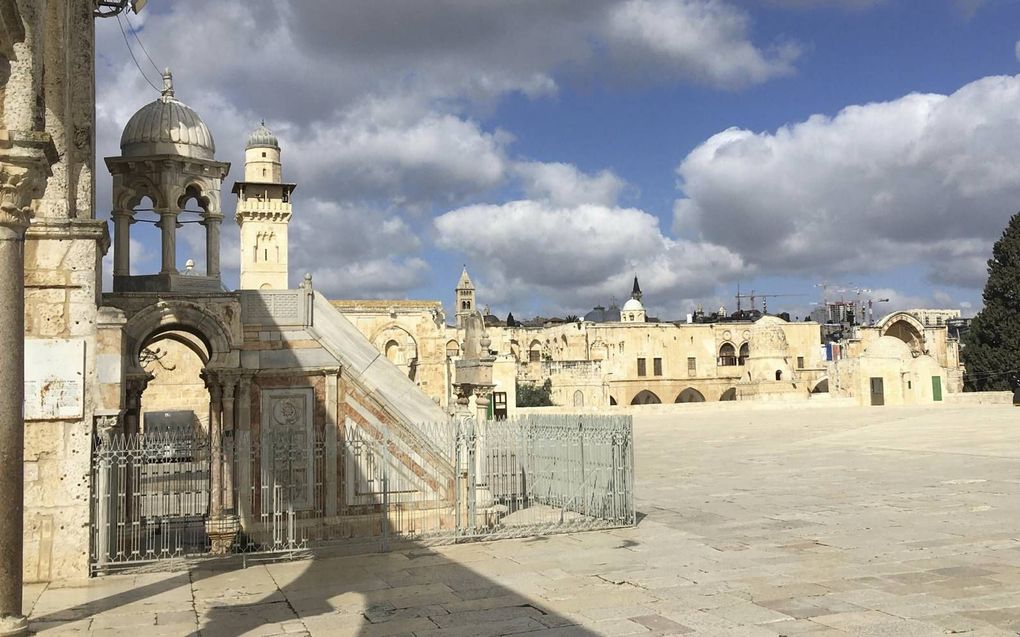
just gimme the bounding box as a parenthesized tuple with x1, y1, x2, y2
(674, 74, 1020, 287)
(94, 0, 791, 298)
(604, 0, 799, 88)
(513, 162, 627, 207)
(288, 199, 429, 298)
(435, 200, 747, 314)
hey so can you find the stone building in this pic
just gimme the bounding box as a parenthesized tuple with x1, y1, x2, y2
(6, 8, 455, 606)
(829, 310, 963, 405)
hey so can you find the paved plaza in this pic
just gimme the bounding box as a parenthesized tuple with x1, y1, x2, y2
(24, 404, 1020, 636)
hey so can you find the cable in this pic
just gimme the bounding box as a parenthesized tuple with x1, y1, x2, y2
(116, 13, 160, 93)
(124, 11, 162, 77)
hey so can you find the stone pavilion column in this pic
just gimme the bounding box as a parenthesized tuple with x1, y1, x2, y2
(204, 212, 222, 279)
(220, 374, 236, 513)
(157, 206, 177, 274)
(111, 208, 132, 276)
(207, 378, 223, 518)
(235, 373, 254, 531)
(0, 156, 47, 637)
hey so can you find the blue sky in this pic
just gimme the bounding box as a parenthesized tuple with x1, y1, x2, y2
(95, 0, 1020, 321)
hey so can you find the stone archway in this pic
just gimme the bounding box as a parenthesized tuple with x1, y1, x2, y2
(878, 312, 925, 356)
(371, 323, 419, 380)
(675, 388, 706, 403)
(719, 387, 737, 401)
(631, 390, 661, 405)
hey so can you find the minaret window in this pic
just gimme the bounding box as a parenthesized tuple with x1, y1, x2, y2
(262, 152, 266, 157)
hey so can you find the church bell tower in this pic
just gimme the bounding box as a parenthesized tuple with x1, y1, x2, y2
(455, 266, 476, 329)
(234, 122, 295, 289)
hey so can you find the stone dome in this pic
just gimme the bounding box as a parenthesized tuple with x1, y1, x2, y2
(622, 298, 644, 312)
(864, 335, 912, 360)
(246, 121, 279, 150)
(749, 315, 789, 358)
(119, 70, 215, 160)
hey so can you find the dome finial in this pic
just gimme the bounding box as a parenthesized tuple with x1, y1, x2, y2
(161, 68, 174, 100)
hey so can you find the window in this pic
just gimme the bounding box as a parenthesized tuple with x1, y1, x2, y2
(262, 168, 267, 177)
(461, 300, 471, 310)
(687, 357, 696, 376)
(637, 357, 646, 377)
(797, 356, 804, 369)
(529, 349, 540, 363)
(653, 358, 662, 376)
(936, 317, 943, 326)
(718, 343, 737, 366)
(261, 151, 266, 157)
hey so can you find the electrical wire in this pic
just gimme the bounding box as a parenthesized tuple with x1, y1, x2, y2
(124, 11, 162, 77)
(116, 13, 160, 93)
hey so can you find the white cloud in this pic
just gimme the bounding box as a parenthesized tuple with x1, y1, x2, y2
(288, 199, 429, 298)
(605, 0, 799, 88)
(675, 74, 1020, 288)
(435, 200, 746, 315)
(513, 162, 627, 207)
(94, 0, 798, 300)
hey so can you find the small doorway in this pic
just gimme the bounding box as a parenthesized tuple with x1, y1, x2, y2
(931, 376, 942, 402)
(869, 377, 885, 406)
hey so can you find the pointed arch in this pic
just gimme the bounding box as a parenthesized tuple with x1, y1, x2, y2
(675, 388, 705, 403)
(631, 390, 661, 405)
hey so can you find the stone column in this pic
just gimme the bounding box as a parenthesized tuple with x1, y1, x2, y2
(207, 379, 223, 517)
(220, 375, 235, 513)
(0, 157, 44, 637)
(111, 208, 132, 276)
(324, 371, 338, 517)
(235, 373, 253, 532)
(204, 212, 221, 279)
(475, 388, 491, 424)
(157, 208, 177, 274)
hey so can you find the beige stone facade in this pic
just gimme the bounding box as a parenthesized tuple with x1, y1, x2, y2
(829, 310, 964, 405)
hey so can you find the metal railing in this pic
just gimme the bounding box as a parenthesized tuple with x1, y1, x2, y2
(90, 414, 634, 573)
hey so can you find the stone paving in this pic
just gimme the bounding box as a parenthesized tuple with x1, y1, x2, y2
(23, 404, 1020, 636)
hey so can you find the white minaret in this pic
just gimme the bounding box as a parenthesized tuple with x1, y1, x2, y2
(234, 121, 294, 289)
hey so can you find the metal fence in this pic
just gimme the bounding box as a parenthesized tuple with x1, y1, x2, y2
(90, 414, 634, 574)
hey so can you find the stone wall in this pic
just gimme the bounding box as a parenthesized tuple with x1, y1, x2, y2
(18, 0, 105, 583)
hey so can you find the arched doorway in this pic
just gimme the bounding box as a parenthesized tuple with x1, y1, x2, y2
(811, 378, 829, 394)
(719, 387, 737, 401)
(675, 388, 705, 403)
(139, 330, 210, 439)
(631, 390, 661, 405)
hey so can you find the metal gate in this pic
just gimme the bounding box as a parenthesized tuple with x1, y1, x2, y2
(90, 415, 635, 574)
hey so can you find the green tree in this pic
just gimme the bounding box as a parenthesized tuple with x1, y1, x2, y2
(962, 211, 1020, 392)
(516, 378, 554, 407)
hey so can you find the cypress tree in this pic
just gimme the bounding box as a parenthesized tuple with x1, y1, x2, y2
(962, 211, 1020, 392)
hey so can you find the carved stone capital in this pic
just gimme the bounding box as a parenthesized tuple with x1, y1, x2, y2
(0, 153, 48, 235)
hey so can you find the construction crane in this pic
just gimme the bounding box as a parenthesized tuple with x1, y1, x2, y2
(734, 289, 806, 314)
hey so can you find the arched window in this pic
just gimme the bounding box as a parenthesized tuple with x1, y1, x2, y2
(775, 370, 783, 381)
(718, 343, 737, 366)
(573, 390, 584, 407)
(738, 343, 749, 365)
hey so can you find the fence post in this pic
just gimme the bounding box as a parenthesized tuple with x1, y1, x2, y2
(381, 450, 390, 552)
(466, 418, 477, 534)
